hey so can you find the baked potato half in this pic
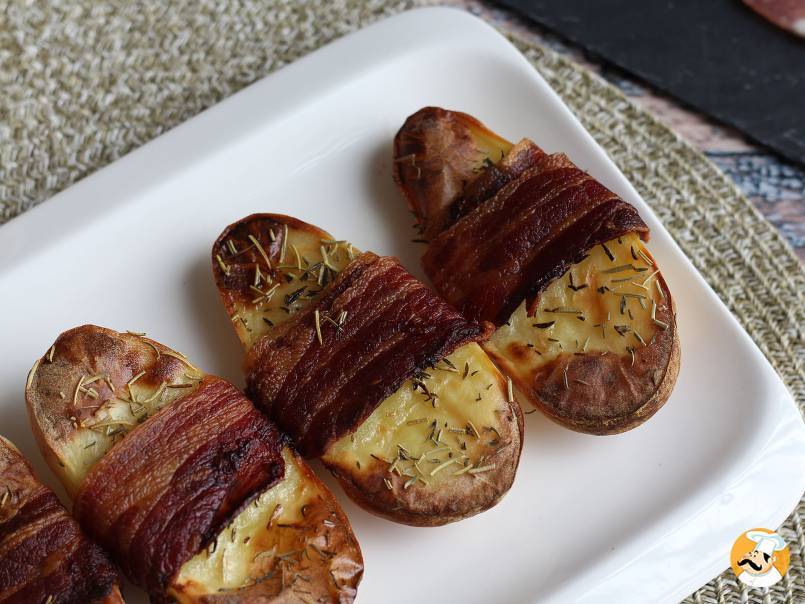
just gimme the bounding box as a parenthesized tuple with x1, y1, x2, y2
(212, 214, 523, 526)
(393, 107, 680, 435)
(0, 436, 123, 604)
(25, 325, 363, 603)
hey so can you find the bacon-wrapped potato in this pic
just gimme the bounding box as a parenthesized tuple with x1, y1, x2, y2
(212, 215, 523, 526)
(25, 326, 362, 603)
(393, 107, 680, 435)
(0, 436, 122, 604)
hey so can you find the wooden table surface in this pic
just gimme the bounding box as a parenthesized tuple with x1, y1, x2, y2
(460, 0, 805, 263)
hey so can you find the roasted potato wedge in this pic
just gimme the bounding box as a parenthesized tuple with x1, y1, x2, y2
(0, 436, 123, 604)
(213, 214, 523, 526)
(25, 325, 363, 603)
(394, 107, 680, 435)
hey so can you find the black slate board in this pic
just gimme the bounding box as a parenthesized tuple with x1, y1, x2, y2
(495, 0, 805, 166)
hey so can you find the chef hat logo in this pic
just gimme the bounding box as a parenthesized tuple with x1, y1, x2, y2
(730, 528, 790, 589)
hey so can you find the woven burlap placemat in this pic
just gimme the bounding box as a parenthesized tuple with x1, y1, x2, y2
(1, 1, 802, 601)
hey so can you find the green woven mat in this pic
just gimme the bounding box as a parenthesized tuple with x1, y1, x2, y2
(1, 1, 802, 601)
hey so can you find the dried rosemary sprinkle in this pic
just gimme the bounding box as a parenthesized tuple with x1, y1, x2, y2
(601, 242, 615, 261)
(314, 310, 323, 345)
(136, 338, 159, 359)
(81, 386, 99, 399)
(563, 366, 569, 390)
(428, 458, 459, 476)
(466, 421, 480, 438)
(162, 350, 201, 373)
(280, 224, 289, 263)
(506, 377, 514, 404)
(545, 307, 582, 314)
(469, 464, 496, 474)
(614, 325, 631, 336)
(248, 235, 272, 269)
(437, 361, 459, 373)
(216, 254, 231, 276)
(285, 286, 307, 306)
(637, 248, 654, 266)
(403, 475, 419, 489)
(73, 375, 85, 405)
(292, 244, 303, 270)
(452, 463, 473, 476)
(26, 359, 40, 390)
(642, 269, 661, 286)
(602, 264, 634, 274)
(127, 371, 146, 388)
(46, 345, 55, 363)
(383, 477, 392, 490)
(533, 320, 555, 329)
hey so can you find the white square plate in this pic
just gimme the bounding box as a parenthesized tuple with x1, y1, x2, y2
(1, 8, 803, 603)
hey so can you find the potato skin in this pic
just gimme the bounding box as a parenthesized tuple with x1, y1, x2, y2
(520, 339, 680, 435)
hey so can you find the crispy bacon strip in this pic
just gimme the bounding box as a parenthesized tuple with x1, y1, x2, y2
(245, 252, 494, 458)
(448, 139, 546, 228)
(0, 438, 119, 604)
(74, 376, 285, 598)
(423, 153, 649, 325)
